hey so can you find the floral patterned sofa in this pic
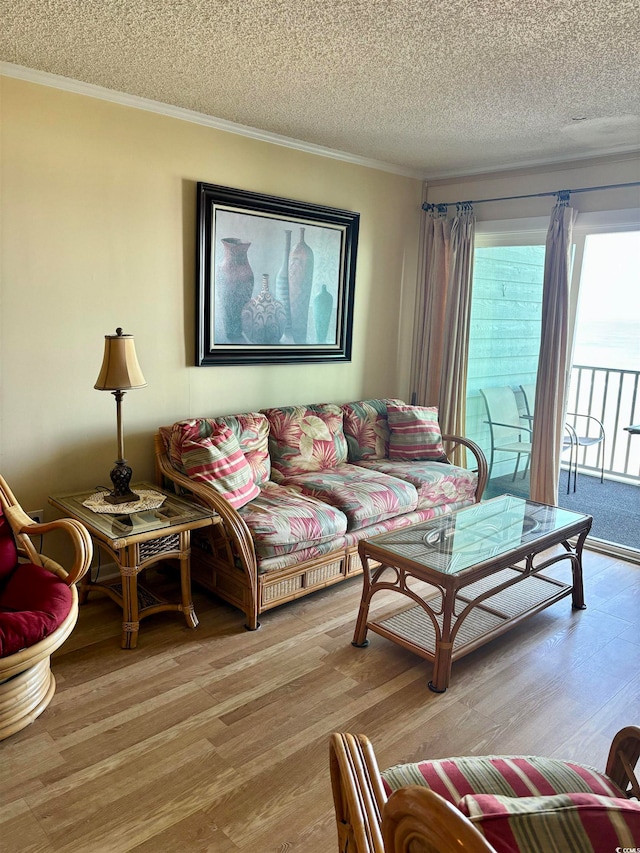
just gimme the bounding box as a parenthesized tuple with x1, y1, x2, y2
(155, 399, 487, 629)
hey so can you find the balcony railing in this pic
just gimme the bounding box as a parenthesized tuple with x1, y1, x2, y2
(567, 364, 640, 483)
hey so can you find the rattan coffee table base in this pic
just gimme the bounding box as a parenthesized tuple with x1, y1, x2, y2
(353, 497, 592, 692)
(370, 570, 571, 690)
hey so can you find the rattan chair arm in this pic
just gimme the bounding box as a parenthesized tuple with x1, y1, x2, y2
(329, 733, 387, 853)
(441, 433, 488, 501)
(382, 786, 496, 853)
(5, 505, 93, 586)
(606, 725, 640, 798)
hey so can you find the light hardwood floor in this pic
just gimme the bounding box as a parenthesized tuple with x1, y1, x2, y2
(1, 548, 638, 852)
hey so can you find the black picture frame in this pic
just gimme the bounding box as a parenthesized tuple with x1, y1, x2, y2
(196, 182, 359, 365)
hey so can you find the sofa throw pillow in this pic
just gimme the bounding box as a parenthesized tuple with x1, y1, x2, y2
(168, 414, 269, 485)
(214, 412, 271, 485)
(387, 405, 446, 461)
(458, 792, 640, 853)
(176, 421, 260, 509)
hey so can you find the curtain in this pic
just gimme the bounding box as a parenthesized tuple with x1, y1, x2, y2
(410, 209, 450, 408)
(438, 207, 476, 445)
(530, 197, 578, 505)
(410, 205, 475, 465)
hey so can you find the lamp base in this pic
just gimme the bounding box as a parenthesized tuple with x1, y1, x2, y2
(103, 460, 139, 505)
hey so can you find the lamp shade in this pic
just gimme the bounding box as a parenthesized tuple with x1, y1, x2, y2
(94, 328, 147, 391)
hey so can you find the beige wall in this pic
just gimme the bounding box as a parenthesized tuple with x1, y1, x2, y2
(0, 77, 422, 512)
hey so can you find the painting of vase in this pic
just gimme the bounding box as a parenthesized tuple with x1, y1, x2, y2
(241, 274, 286, 344)
(216, 237, 254, 341)
(197, 181, 359, 365)
(313, 284, 334, 343)
(288, 227, 314, 343)
(275, 229, 292, 338)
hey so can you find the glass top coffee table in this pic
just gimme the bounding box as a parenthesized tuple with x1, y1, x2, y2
(352, 495, 592, 692)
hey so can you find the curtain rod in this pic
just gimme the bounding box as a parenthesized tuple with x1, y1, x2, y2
(422, 180, 640, 211)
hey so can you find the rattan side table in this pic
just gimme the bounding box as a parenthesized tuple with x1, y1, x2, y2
(49, 483, 216, 648)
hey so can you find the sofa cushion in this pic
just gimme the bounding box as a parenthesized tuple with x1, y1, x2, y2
(168, 413, 270, 485)
(0, 563, 73, 656)
(238, 482, 347, 559)
(387, 404, 446, 461)
(381, 755, 626, 804)
(343, 502, 471, 549)
(458, 792, 640, 853)
(177, 421, 260, 509)
(262, 404, 348, 478)
(355, 458, 477, 508)
(281, 465, 418, 530)
(256, 539, 347, 574)
(341, 399, 405, 461)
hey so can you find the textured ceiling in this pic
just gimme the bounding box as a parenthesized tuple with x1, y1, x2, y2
(2, 0, 640, 177)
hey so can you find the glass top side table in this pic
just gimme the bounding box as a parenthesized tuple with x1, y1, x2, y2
(49, 483, 216, 648)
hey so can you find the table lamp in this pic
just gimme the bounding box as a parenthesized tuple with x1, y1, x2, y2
(94, 328, 147, 504)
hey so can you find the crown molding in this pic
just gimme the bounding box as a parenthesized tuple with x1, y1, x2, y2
(1, 62, 425, 180)
(4, 62, 637, 184)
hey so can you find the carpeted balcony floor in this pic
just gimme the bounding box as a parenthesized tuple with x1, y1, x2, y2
(484, 469, 640, 552)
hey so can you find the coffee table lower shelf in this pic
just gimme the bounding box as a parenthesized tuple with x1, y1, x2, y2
(367, 570, 572, 690)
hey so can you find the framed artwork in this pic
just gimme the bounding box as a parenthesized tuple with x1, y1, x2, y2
(196, 182, 359, 365)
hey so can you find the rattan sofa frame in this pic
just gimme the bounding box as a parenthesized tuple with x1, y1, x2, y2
(154, 432, 488, 630)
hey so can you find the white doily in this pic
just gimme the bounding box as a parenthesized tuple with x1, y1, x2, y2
(82, 489, 167, 514)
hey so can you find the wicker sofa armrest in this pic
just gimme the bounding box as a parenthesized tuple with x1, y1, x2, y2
(154, 433, 260, 625)
(441, 434, 488, 501)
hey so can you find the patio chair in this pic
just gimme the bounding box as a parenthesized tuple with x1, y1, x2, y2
(566, 412, 606, 487)
(479, 386, 532, 482)
(330, 728, 640, 852)
(520, 383, 605, 493)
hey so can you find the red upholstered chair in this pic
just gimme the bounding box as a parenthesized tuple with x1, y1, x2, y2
(0, 475, 92, 740)
(330, 729, 640, 852)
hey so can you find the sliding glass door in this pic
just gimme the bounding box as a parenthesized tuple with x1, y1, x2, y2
(465, 215, 640, 559)
(564, 229, 640, 553)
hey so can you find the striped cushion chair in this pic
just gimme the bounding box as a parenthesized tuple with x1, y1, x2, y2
(329, 728, 640, 853)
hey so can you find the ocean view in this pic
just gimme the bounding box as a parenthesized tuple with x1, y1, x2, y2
(570, 318, 640, 479)
(573, 319, 640, 372)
